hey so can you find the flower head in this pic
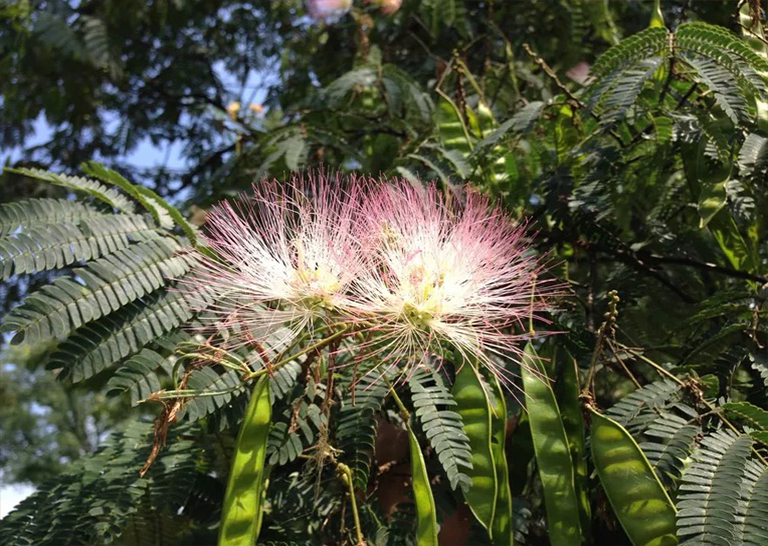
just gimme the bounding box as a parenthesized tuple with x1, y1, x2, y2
(377, 0, 402, 15)
(307, 0, 352, 21)
(350, 181, 556, 385)
(184, 171, 365, 351)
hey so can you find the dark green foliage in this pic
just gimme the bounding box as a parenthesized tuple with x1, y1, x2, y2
(3, 238, 197, 344)
(0, 214, 158, 282)
(605, 379, 684, 432)
(589, 26, 668, 80)
(0, 198, 108, 236)
(5, 2, 768, 545)
(7, 168, 137, 214)
(336, 365, 388, 490)
(676, 430, 768, 546)
(182, 367, 249, 422)
(0, 421, 211, 546)
(106, 345, 176, 405)
(268, 401, 324, 466)
(639, 414, 700, 485)
(48, 287, 208, 383)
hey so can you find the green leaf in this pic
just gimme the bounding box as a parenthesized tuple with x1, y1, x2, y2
(520, 343, 581, 546)
(3, 238, 196, 343)
(590, 26, 668, 80)
(640, 414, 699, 485)
(408, 424, 438, 546)
(676, 430, 768, 546)
(605, 379, 681, 433)
(6, 167, 136, 214)
(722, 401, 768, 431)
(81, 161, 172, 229)
(267, 402, 323, 466)
(488, 374, 513, 546)
(219, 376, 272, 546)
(598, 57, 664, 122)
(335, 367, 387, 490)
(133, 185, 199, 246)
(0, 198, 108, 238)
(707, 210, 758, 273)
(697, 171, 728, 229)
(0, 420, 205, 546)
(106, 341, 180, 405)
(590, 409, 678, 546)
(738, 133, 768, 178)
(0, 214, 159, 281)
(48, 286, 210, 382)
(453, 361, 498, 533)
(557, 353, 592, 545)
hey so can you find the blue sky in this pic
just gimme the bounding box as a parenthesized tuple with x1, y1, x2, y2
(2, 63, 271, 183)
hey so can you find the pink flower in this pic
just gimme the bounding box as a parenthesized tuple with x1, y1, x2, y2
(183, 171, 365, 352)
(349, 181, 556, 385)
(307, 0, 352, 21)
(379, 0, 402, 15)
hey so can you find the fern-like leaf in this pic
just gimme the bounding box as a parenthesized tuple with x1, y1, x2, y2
(48, 286, 210, 382)
(336, 366, 388, 490)
(589, 26, 668, 79)
(182, 367, 249, 422)
(676, 430, 767, 546)
(723, 401, 768, 431)
(0, 214, 159, 281)
(677, 22, 768, 83)
(738, 133, 768, 178)
(7, 167, 136, 214)
(0, 199, 109, 237)
(474, 101, 545, 156)
(680, 54, 750, 122)
(598, 57, 664, 122)
(605, 379, 682, 433)
(272, 360, 303, 402)
(81, 162, 178, 231)
(640, 413, 699, 485)
(268, 402, 325, 466)
(408, 368, 473, 491)
(2, 238, 196, 343)
(109, 348, 173, 405)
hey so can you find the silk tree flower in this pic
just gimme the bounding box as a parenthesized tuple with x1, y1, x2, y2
(349, 181, 556, 385)
(183, 171, 365, 353)
(376, 0, 402, 15)
(307, 0, 352, 21)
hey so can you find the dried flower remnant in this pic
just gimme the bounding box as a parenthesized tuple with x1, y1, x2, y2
(225, 101, 241, 120)
(351, 182, 556, 385)
(183, 172, 364, 356)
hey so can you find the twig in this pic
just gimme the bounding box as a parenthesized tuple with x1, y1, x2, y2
(522, 43, 625, 147)
(337, 462, 366, 546)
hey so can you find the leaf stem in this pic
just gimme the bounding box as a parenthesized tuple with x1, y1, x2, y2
(243, 325, 352, 381)
(616, 342, 768, 466)
(383, 375, 410, 422)
(614, 342, 685, 386)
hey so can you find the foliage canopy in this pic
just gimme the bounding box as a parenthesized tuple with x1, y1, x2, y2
(4, 1, 768, 546)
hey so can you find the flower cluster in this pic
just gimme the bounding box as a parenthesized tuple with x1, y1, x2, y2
(185, 171, 364, 351)
(184, 171, 556, 386)
(306, 0, 402, 21)
(306, 0, 353, 21)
